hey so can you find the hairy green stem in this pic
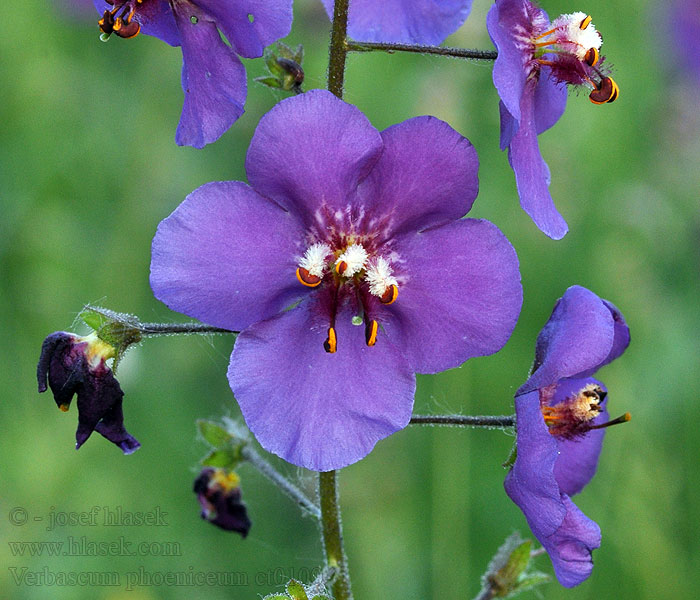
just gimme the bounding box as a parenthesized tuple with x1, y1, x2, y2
(318, 3, 353, 598)
(410, 414, 515, 428)
(242, 446, 321, 519)
(319, 471, 352, 600)
(346, 40, 498, 61)
(327, 0, 350, 98)
(138, 322, 235, 336)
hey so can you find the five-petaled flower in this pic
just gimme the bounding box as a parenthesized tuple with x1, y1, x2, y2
(150, 89, 523, 471)
(487, 0, 619, 239)
(194, 467, 252, 535)
(37, 331, 140, 454)
(93, 0, 293, 148)
(320, 0, 473, 45)
(505, 285, 630, 587)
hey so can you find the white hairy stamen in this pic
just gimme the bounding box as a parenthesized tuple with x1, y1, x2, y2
(365, 257, 398, 298)
(552, 12, 602, 59)
(336, 244, 368, 277)
(299, 243, 331, 278)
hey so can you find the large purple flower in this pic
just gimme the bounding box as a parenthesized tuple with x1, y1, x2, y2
(150, 89, 522, 471)
(505, 286, 630, 587)
(487, 1, 619, 239)
(320, 0, 473, 45)
(93, 0, 293, 148)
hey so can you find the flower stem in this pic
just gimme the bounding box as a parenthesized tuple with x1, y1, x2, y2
(319, 470, 353, 600)
(410, 414, 515, 428)
(241, 446, 321, 519)
(327, 0, 350, 98)
(346, 40, 498, 61)
(138, 322, 235, 337)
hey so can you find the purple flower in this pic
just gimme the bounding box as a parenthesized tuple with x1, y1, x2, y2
(487, 1, 619, 239)
(505, 286, 630, 587)
(194, 468, 251, 535)
(150, 89, 522, 471)
(320, 0, 473, 45)
(668, 0, 700, 84)
(37, 332, 140, 454)
(93, 0, 293, 148)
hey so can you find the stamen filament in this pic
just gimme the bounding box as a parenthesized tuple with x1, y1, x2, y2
(589, 412, 631, 430)
(534, 27, 556, 41)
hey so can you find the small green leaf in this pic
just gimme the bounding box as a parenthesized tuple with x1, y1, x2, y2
(286, 579, 309, 600)
(262, 595, 290, 600)
(310, 596, 331, 600)
(197, 419, 233, 448)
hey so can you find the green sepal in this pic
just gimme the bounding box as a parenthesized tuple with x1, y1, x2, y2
(477, 533, 551, 599)
(79, 305, 142, 371)
(197, 419, 234, 448)
(201, 449, 242, 469)
(262, 595, 290, 600)
(502, 441, 517, 469)
(310, 596, 332, 600)
(255, 76, 284, 89)
(487, 539, 531, 594)
(286, 580, 309, 600)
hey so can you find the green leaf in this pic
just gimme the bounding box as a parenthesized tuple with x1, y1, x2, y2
(255, 76, 283, 89)
(197, 420, 233, 448)
(286, 579, 309, 600)
(262, 595, 290, 600)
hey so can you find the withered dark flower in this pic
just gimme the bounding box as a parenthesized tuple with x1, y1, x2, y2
(37, 331, 140, 454)
(193, 467, 251, 535)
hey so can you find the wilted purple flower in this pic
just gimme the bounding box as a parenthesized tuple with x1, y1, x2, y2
(150, 89, 522, 471)
(93, 0, 293, 148)
(487, 1, 619, 239)
(194, 468, 251, 535)
(37, 332, 140, 454)
(505, 286, 630, 587)
(320, 0, 473, 45)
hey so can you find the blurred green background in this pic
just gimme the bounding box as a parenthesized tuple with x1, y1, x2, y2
(1, 0, 698, 598)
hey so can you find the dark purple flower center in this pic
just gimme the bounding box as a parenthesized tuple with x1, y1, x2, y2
(294, 212, 402, 354)
(539, 382, 630, 438)
(98, 0, 145, 39)
(524, 11, 618, 104)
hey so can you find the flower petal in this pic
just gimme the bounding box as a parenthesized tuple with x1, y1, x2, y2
(173, 5, 246, 148)
(383, 219, 522, 373)
(322, 0, 472, 45)
(547, 495, 601, 587)
(520, 286, 615, 394)
(357, 116, 479, 237)
(245, 90, 383, 226)
(551, 378, 607, 496)
(488, 0, 529, 124)
(505, 391, 564, 539)
(506, 391, 600, 588)
(93, 0, 180, 46)
(507, 77, 568, 239)
(195, 0, 293, 58)
(150, 181, 307, 331)
(228, 302, 416, 471)
(533, 66, 567, 135)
